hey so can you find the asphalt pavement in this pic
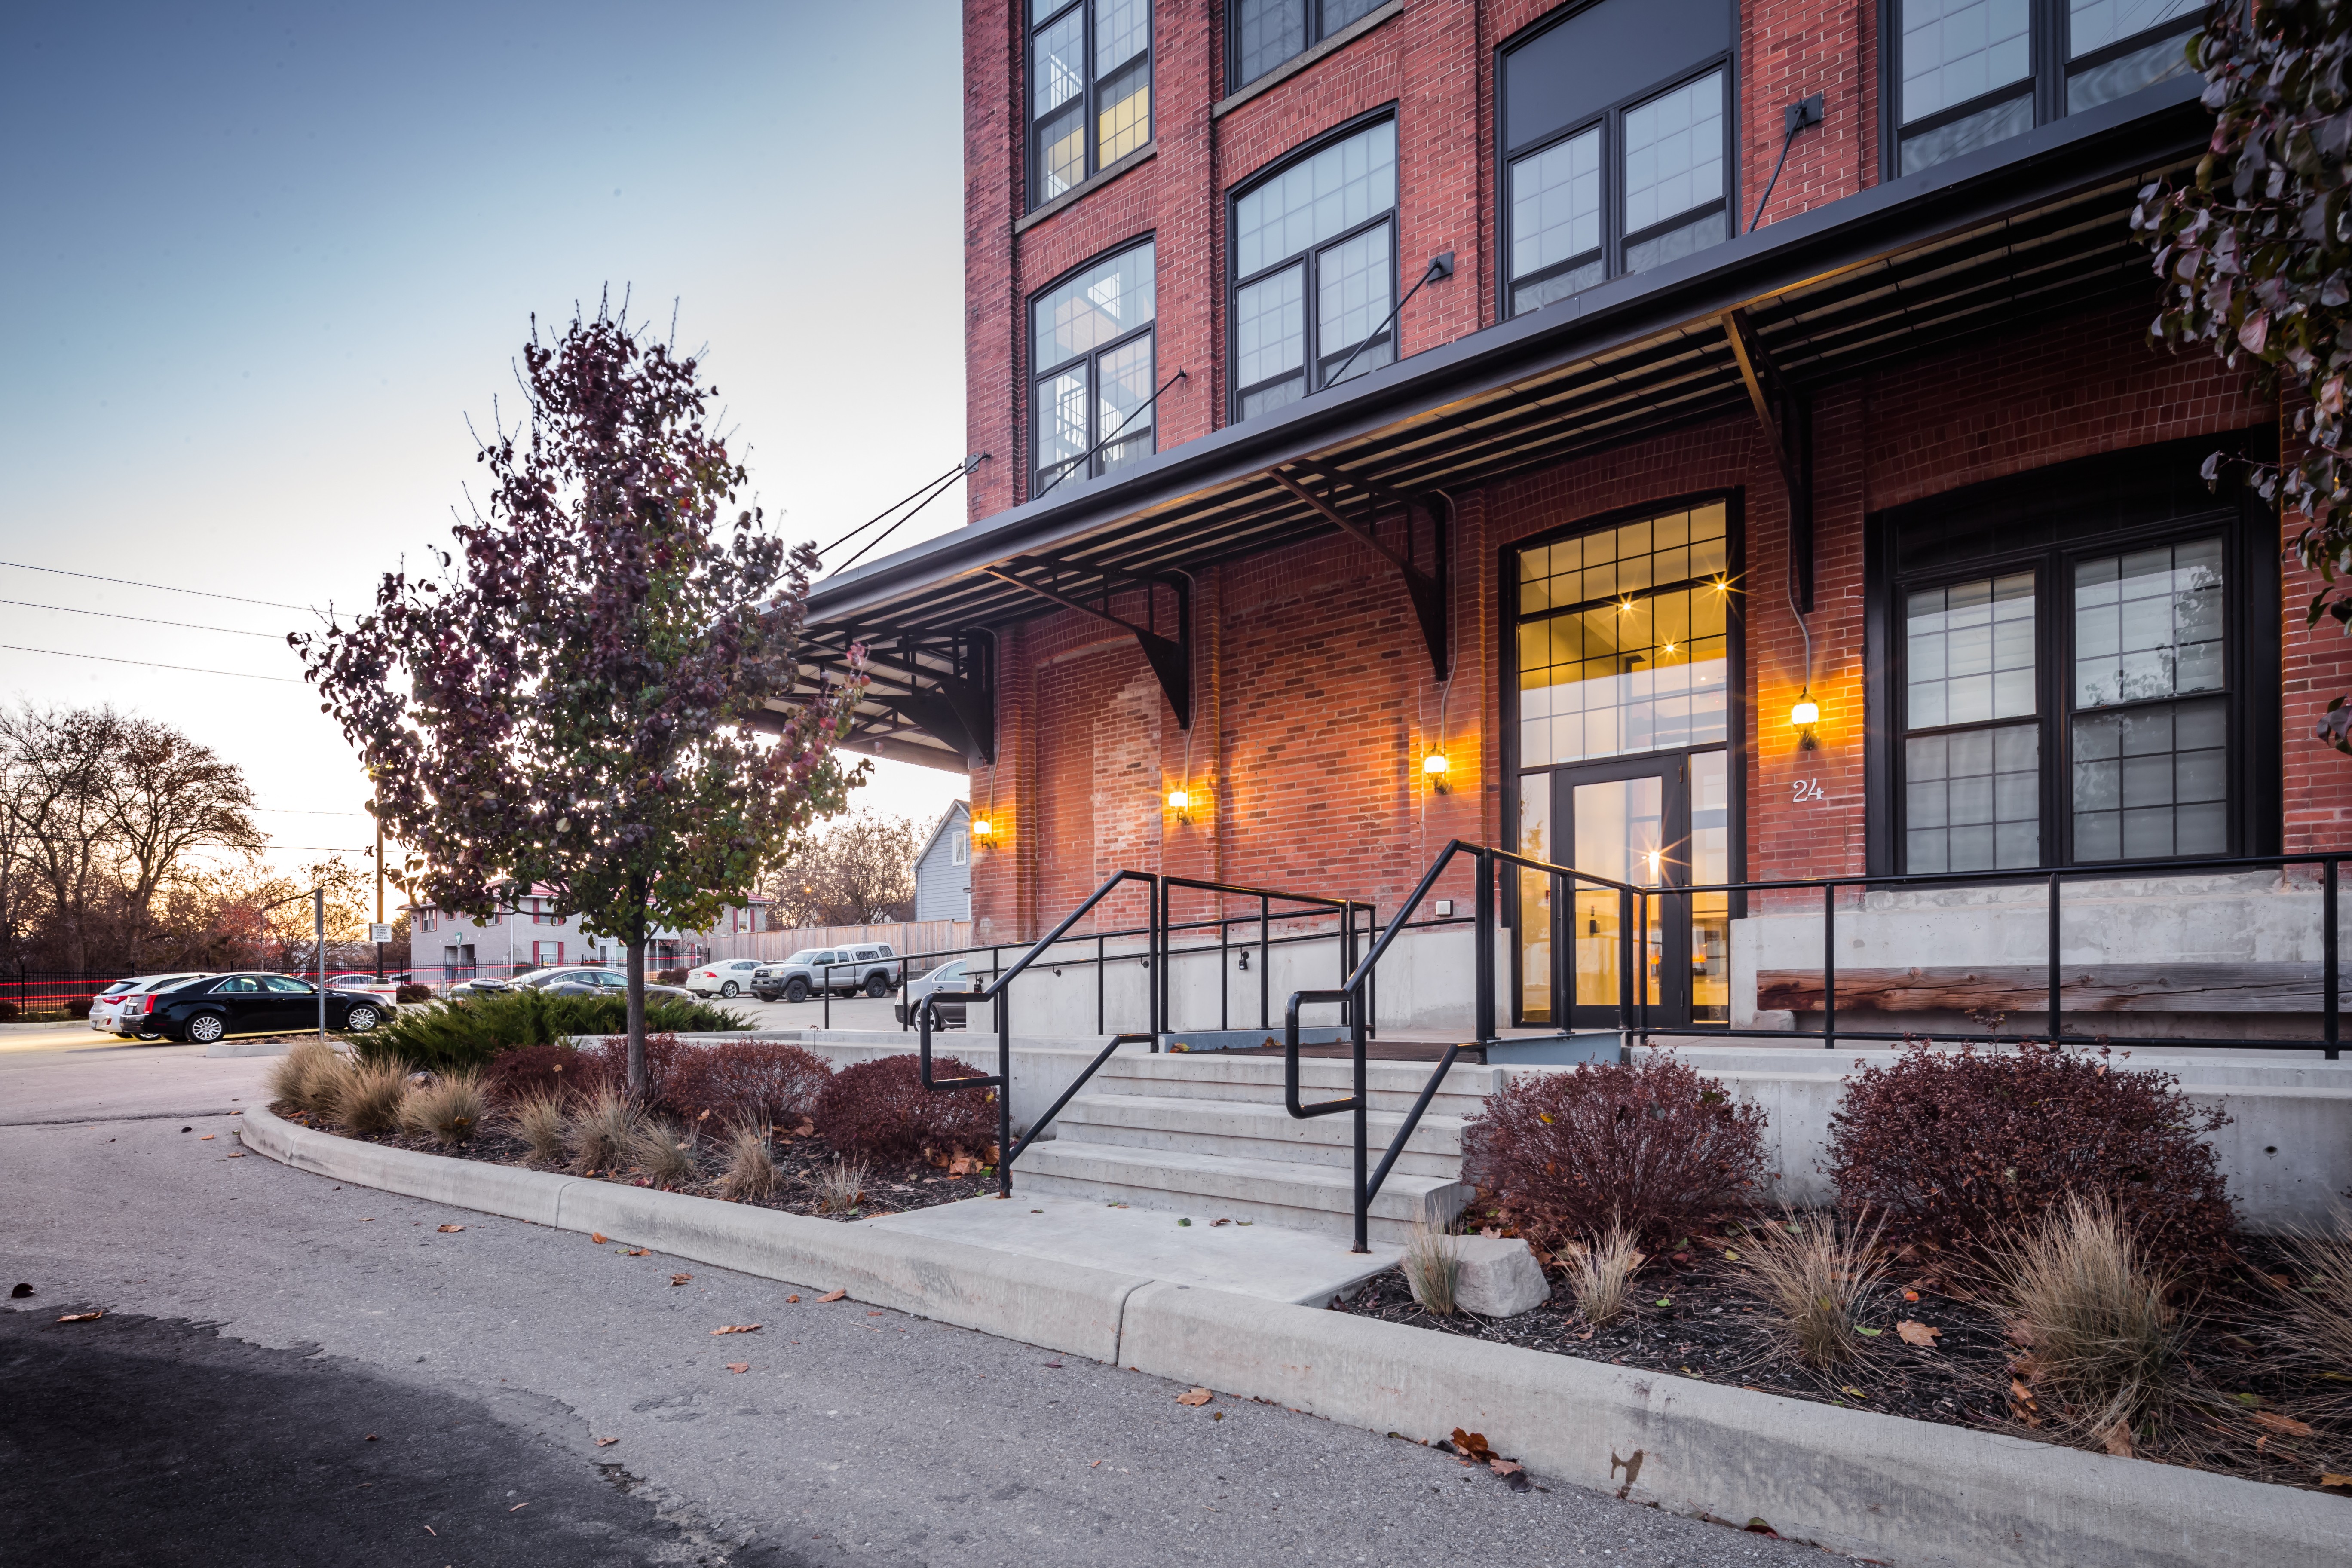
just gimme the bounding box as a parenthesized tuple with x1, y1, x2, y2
(0, 1039, 1828, 1567)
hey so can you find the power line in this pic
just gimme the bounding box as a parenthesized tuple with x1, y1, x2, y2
(253, 807, 375, 817)
(0, 597, 286, 638)
(0, 642, 306, 683)
(0, 559, 315, 612)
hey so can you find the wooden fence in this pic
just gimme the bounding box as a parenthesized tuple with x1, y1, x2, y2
(702, 919, 973, 965)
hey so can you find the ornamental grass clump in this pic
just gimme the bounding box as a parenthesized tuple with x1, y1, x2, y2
(333, 1058, 415, 1136)
(1742, 1211, 1887, 1369)
(629, 1118, 699, 1188)
(568, 1085, 638, 1174)
(1563, 1227, 1643, 1327)
(1823, 1040, 2235, 1272)
(399, 1071, 488, 1146)
(267, 1038, 345, 1117)
(812, 1053, 997, 1164)
(2274, 1216, 2352, 1426)
(1402, 1225, 1463, 1316)
(1458, 1049, 1767, 1252)
(720, 1121, 782, 1202)
(814, 1155, 868, 1215)
(1997, 1196, 2185, 1453)
(508, 1090, 569, 1166)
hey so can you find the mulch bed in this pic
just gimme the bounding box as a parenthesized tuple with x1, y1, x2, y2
(1335, 1224, 2352, 1493)
(272, 1108, 989, 1222)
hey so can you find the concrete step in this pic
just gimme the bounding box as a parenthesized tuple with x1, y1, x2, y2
(1011, 1141, 1470, 1244)
(1052, 1092, 1468, 1176)
(1090, 1052, 1500, 1117)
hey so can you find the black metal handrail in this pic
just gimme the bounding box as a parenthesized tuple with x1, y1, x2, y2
(1155, 874, 1376, 1036)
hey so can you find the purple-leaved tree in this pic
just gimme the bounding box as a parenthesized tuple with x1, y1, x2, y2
(297, 304, 866, 1091)
(2134, 1, 2352, 744)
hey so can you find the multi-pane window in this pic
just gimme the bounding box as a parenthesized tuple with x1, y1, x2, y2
(1893, 0, 2198, 176)
(2071, 541, 2227, 859)
(1029, 0, 1153, 211)
(1230, 119, 1396, 421)
(1228, 0, 1385, 92)
(1516, 502, 1731, 765)
(1032, 242, 1156, 493)
(1500, 0, 1736, 316)
(1895, 533, 2236, 872)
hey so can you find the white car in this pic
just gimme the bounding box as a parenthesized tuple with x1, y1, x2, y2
(685, 958, 766, 998)
(94, 973, 214, 1035)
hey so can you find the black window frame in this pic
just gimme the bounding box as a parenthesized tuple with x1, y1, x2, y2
(1864, 434, 2281, 878)
(1496, 22, 1739, 319)
(1878, 0, 2201, 179)
(1225, 0, 1387, 95)
(1028, 236, 1158, 495)
(1026, 0, 1155, 214)
(1225, 108, 1400, 425)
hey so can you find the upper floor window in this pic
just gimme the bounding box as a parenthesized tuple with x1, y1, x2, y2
(1228, 0, 1385, 93)
(1029, 0, 1153, 210)
(1500, 0, 1736, 318)
(1230, 117, 1396, 422)
(1893, 0, 2197, 176)
(1032, 241, 1156, 493)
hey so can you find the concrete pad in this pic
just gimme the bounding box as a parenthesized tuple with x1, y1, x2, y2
(204, 1039, 292, 1058)
(864, 1194, 1399, 1305)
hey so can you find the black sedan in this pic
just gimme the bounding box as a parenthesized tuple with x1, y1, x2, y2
(143, 973, 392, 1043)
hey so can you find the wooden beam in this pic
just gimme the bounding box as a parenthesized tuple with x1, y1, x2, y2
(1756, 963, 2346, 1015)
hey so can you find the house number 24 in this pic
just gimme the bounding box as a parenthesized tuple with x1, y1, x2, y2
(1791, 778, 1827, 804)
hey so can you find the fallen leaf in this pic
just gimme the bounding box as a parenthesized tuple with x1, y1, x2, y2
(437, 1224, 464, 1234)
(1177, 1217, 1191, 1227)
(1852, 1324, 1882, 1337)
(1721, 1249, 1740, 1261)
(226, 1152, 245, 1158)
(1903, 1289, 1920, 1302)
(590, 1232, 608, 1245)
(423, 1525, 435, 1536)
(508, 1502, 529, 1512)
(595, 1437, 619, 1447)
(710, 1324, 763, 1335)
(784, 1294, 800, 1304)
(57, 1311, 102, 1323)
(1210, 1218, 1231, 1227)
(1176, 1387, 1214, 1406)
(671, 1274, 693, 1287)
(625, 1249, 649, 1257)
(867, 1310, 884, 1316)
(1654, 1298, 1672, 1308)
(726, 1363, 749, 1374)
(2254, 1410, 2316, 1438)
(1490, 1459, 1523, 1476)
(1480, 1227, 1501, 1240)
(2320, 1473, 2352, 1490)
(1089, 1459, 1102, 1468)
(199, 1135, 214, 1141)
(1840, 1386, 1865, 1399)
(1451, 1428, 1496, 1463)
(815, 1289, 847, 1303)
(365, 1434, 378, 1442)
(2103, 1421, 2135, 1457)
(1896, 1320, 1941, 1348)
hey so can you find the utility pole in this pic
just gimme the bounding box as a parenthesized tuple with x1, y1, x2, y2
(374, 816, 386, 984)
(315, 887, 326, 1040)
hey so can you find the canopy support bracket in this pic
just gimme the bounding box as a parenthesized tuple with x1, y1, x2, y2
(1721, 306, 1813, 612)
(1271, 463, 1450, 679)
(985, 558, 1192, 729)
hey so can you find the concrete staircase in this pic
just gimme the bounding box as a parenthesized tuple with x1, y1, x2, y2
(1013, 1050, 1500, 1243)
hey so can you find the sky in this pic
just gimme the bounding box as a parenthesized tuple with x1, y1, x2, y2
(0, 1, 972, 903)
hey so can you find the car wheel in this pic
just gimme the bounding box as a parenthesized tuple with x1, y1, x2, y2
(783, 977, 809, 1004)
(345, 1004, 382, 1033)
(185, 1013, 225, 1044)
(863, 973, 891, 999)
(720, 981, 739, 998)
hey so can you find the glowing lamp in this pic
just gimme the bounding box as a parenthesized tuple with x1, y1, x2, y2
(1421, 751, 1449, 778)
(1166, 788, 1190, 812)
(1789, 694, 1819, 727)
(970, 815, 995, 841)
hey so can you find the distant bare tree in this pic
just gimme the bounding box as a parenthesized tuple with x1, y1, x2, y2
(766, 812, 920, 926)
(0, 706, 122, 973)
(104, 718, 261, 968)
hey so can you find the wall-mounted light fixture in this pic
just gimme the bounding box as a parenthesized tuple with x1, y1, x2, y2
(1791, 690, 1820, 750)
(1422, 750, 1451, 794)
(1166, 786, 1191, 821)
(970, 814, 998, 846)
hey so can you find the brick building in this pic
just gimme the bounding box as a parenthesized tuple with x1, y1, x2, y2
(792, 0, 2343, 1044)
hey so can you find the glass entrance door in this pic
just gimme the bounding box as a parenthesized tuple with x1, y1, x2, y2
(1513, 748, 1728, 1029)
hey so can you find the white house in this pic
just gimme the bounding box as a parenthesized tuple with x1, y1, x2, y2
(912, 802, 971, 921)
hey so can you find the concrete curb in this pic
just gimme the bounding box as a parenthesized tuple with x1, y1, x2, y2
(236, 1104, 2349, 1568)
(235, 1103, 1143, 1361)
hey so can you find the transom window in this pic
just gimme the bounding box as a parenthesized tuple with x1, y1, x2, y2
(1031, 241, 1156, 493)
(1229, 118, 1396, 422)
(1228, 0, 1385, 93)
(1893, 0, 2198, 176)
(1516, 501, 1731, 765)
(1029, 0, 1153, 211)
(1500, 0, 1736, 317)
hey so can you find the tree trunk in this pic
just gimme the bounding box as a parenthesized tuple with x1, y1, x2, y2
(625, 931, 648, 1098)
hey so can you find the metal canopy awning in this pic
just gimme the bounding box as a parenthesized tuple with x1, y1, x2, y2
(788, 77, 2208, 771)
